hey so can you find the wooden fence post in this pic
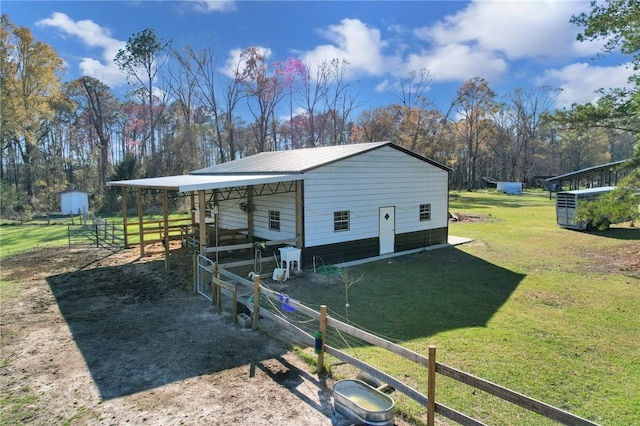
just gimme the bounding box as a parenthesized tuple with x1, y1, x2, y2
(317, 305, 327, 374)
(231, 287, 237, 324)
(252, 275, 260, 330)
(192, 253, 197, 294)
(214, 262, 221, 311)
(428, 345, 436, 426)
(122, 187, 129, 249)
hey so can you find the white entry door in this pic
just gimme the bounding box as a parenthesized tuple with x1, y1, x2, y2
(379, 206, 395, 255)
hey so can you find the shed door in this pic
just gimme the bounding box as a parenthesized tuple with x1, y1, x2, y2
(379, 206, 395, 255)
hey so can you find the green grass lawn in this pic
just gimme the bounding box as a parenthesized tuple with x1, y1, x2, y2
(286, 191, 639, 425)
(0, 223, 71, 259)
(0, 213, 191, 259)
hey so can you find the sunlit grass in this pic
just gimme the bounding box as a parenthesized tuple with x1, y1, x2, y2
(0, 224, 71, 259)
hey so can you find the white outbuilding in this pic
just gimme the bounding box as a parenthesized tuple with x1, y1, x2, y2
(496, 182, 523, 195)
(57, 189, 90, 215)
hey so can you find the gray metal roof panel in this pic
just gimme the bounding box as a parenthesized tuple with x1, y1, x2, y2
(191, 141, 451, 174)
(190, 142, 392, 174)
(545, 160, 629, 182)
(107, 174, 300, 192)
(557, 186, 617, 195)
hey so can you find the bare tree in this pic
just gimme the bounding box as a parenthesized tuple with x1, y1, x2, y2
(321, 58, 361, 146)
(67, 77, 119, 190)
(452, 77, 498, 190)
(238, 47, 286, 153)
(114, 28, 171, 174)
(507, 87, 558, 185)
(182, 44, 245, 162)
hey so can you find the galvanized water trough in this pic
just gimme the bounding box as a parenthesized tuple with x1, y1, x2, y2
(333, 379, 395, 425)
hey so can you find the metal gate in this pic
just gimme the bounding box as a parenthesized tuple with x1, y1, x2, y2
(196, 254, 214, 301)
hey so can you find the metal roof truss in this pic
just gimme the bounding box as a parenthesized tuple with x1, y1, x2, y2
(206, 180, 296, 202)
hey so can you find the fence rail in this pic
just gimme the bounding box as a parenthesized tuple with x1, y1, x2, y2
(210, 267, 599, 426)
(67, 215, 125, 249)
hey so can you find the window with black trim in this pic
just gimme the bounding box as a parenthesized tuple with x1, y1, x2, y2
(334, 211, 350, 231)
(419, 203, 431, 221)
(269, 210, 280, 231)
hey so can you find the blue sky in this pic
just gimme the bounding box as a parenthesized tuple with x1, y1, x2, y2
(3, 0, 635, 114)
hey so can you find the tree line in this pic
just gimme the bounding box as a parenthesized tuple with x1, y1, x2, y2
(1, 8, 637, 217)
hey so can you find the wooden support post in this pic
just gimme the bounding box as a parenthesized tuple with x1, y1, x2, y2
(214, 262, 220, 310)
(190, 192, 196, 224)
(252, 275, 260, 330)
(163, 189, 170, 270)
(427, 345, 436, 426)
(137, 188, 145, 257)
(231, 287, 237, 323)
(213, 190, 219, 263)
(198, 190, 206, 254)
(192, 253, 197, 294)
(295, 180, 303, 248)
(247, 186, 254, 243)
(317, 304, 327, 374)
(122, 187, 129, 248)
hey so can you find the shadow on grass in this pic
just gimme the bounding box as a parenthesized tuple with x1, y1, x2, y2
(301, 247, 526, 344)
(47, 257, 286, 400)
(581, 227, 640, 241)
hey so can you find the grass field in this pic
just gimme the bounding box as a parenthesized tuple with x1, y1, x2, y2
(0, 213, 190, 259)
(1, 192, 638, 425)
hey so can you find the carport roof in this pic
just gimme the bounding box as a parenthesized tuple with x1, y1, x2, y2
(107, 174, 300, 192)
(545, 159, 628, 182)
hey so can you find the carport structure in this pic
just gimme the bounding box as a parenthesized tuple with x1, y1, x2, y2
(107, 173, 302, 269)
(545, 159, 630, 190)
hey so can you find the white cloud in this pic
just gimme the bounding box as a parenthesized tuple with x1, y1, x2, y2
(222, 46, 272, 79)
(192, 0, 236, 13)
(537, 62, 634, 108)
(406, 44, 508, 83)
(36, 12, 127, 87)
(302, 18, 395, 79)
(415, 1, 598, 60)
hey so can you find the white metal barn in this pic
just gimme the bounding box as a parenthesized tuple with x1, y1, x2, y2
(108, 142, 451, 266)
(57, 189, 89, 215)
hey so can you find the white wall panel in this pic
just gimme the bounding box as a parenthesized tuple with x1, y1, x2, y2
(303, 146, 448, 247)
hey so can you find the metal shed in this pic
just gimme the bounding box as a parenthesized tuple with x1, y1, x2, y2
(56, 189, 89, 215)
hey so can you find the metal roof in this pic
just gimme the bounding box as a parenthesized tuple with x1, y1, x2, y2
(190, 141, 451, 175)
(107, 174, 300, 192)
(545, 160, 628, 182)
(107, 142, 451, 192)
(190, 141, 388, 174)
(557, 186, 617, 195)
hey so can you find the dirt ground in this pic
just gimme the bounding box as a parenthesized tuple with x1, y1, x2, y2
(0, 244, 410, 426)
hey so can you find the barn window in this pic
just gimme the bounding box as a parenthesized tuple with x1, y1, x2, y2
(334, 211, 350, 231)
(419, 204, 431, 221)
(269, 210, 280, 231)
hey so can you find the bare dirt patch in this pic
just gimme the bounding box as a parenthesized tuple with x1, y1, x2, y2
(578, 241, 640, 279)
(0, 245, 384, 425)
